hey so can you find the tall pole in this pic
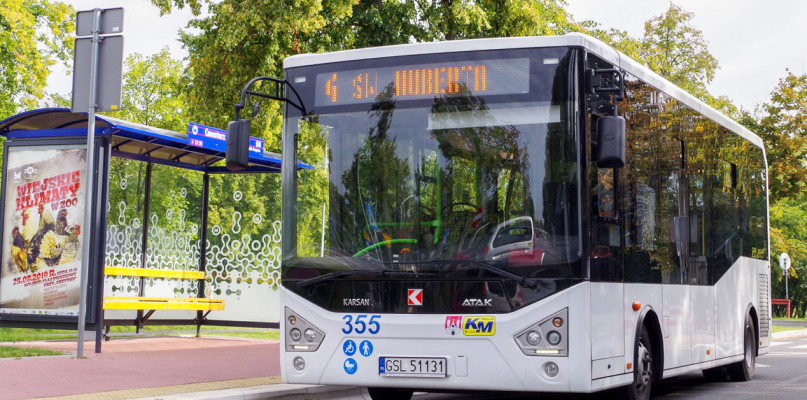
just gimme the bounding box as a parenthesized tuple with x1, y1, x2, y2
(77, 8, 102, 358)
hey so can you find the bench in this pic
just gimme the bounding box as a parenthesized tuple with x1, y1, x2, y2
(103, 266, 224, 339)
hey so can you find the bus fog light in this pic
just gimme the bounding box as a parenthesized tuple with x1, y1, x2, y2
(293, 356, 306, 371)
(544, 362, 559, 377)
(552, 317, 563, 327)
(290, 328, 302, 341)
(304, 328, 317, 342)
(526, 331, 541, 346)
(547, 330, 562, 346)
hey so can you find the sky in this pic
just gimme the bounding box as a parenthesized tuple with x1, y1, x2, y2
(49, 0, 807, 112)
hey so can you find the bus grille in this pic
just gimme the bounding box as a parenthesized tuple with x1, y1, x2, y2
(759, 273, 770, 338)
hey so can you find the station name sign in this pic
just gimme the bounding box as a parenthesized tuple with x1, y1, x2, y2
(187, 122, 264, 157)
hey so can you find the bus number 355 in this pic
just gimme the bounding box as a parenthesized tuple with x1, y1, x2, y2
(342, 315, 381, 334)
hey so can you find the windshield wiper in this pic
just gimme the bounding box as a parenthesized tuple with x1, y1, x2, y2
(395, 259, 540, 289)
(295, 269, 426, 288)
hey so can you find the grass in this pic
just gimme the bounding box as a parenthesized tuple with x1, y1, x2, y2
(0, 346, 63, 358)
(773, 316, 807, 321)
(772, 325, 806, 333)
(0, 325, 279, 343)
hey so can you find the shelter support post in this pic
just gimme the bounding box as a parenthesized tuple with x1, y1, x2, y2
(137, 162, 153, 333)
(197, 172, 211, 337)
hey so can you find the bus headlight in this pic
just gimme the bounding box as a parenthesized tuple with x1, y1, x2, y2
(304, 328, 317, 342)
(290, 328, 302, 341)
(526, 331, 542, 346)
(285, 308, 325, 352)
(514, 308, 568, 357)
(547, 331, 562, 346)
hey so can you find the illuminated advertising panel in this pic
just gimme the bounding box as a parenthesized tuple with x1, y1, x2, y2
(0, 145, 87, 316)
(315, 58, 530, 107)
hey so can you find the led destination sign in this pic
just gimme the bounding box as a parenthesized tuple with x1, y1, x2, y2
(315, 58, 530, 106)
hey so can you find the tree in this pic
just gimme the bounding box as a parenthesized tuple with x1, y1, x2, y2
(638, 4, 717, 98)
(593, 4, 732, 114)
(0, 0, 73, 119)
(769, 199, 807, 317)
(745, 71, 807, 202)
(118, 48, 188, 132)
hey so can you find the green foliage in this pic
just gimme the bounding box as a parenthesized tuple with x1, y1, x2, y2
(177, 0, 357, 131)
(118, 48, 189, 132)
(594, 4, 719, 107)
(770, 198, 807, 317)
(638, 4, 717, 98)
(0, 0, 73, 119)
(747, 72, 807, 202)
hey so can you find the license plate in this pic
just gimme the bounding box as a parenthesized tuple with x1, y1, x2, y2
(379, 357, 447, 377)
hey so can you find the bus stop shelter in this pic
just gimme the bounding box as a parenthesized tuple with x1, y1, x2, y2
(0, 108, 296, 352)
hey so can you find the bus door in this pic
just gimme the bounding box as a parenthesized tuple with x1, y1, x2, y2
(589, 127, 625, 377)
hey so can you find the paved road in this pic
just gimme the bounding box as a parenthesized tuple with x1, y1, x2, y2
(394, 337, 807, 400)
(772, 319, 807, 328)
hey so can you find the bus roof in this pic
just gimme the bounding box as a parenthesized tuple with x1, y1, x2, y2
(284, 33, 764, 150)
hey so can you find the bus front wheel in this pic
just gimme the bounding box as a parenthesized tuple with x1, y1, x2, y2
(625, 325, 654, 400)
(366, 387, 414, 400)
(726, 315, 756, 381)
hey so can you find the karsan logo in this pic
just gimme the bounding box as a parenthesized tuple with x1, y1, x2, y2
(462, 298, 492, 307)
(463, 316, 496, 336)
(343, 298, 371, 307)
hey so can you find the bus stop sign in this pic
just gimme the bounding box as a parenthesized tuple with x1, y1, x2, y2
(71, 8, 124, 113)
(780, 253, 791, 276)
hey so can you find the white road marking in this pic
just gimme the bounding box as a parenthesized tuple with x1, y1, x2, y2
(767, 352, 807, 356)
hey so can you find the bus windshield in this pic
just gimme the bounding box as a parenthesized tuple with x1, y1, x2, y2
(283, 47, 583, 310)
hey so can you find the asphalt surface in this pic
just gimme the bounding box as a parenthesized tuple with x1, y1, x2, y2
(1, 326, 805, 400)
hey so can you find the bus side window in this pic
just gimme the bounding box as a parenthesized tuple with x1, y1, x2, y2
(590, 166, 622, 282)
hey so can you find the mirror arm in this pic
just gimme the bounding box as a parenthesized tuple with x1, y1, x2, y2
(233, 76, 307, 121)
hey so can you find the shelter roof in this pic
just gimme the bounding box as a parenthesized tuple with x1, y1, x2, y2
(0, 108, 305, 173)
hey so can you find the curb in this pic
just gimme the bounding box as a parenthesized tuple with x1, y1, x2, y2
(772, 328, 807, 340)
(133, 385, 364, 400)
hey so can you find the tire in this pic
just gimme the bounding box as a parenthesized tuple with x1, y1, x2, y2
(366, 387, 414, 400)
(726, 315, 756, 381)
(624, 325, 654, 400)
(701, 366, 728, 382)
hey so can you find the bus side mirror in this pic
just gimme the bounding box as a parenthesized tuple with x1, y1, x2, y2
(597, 116, 626, 168)
(226, 119, 251, 171)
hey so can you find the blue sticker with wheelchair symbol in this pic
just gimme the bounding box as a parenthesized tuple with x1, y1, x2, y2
(343, 339, 357, 356)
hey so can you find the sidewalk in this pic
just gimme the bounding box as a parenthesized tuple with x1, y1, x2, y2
(2, 328, 805, 400)
(0, 336, 288, 400)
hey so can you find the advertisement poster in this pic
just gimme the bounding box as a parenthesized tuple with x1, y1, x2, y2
(0, 146, 87, 316)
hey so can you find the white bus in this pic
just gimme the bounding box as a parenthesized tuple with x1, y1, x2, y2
(269, 33, 770, 400)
